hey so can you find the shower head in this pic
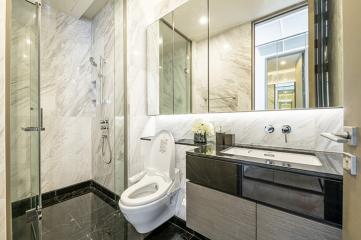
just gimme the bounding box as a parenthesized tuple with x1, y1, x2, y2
(89, 57, 97, 67)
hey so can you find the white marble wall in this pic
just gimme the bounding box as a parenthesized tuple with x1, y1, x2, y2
(127, 0, 187, 177)
(40, 4, 93, 193)
(127, 0, 344, 221)
(0, 0, 6, 237)
(154, 108, 344, 152)
(193, 23, 252, 113)
(114, 0, 125, 195)
(91, 1, 116, 192)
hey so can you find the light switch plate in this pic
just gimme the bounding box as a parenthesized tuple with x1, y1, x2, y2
(343, 152, 357, 176)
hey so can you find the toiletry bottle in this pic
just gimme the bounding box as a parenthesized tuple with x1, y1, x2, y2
(216, 126, 225, 146)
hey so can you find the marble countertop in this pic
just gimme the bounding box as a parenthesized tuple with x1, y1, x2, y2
(140, 137, 343, 180)
(187, 144, 343, 180)
(140, 136, 209, 146)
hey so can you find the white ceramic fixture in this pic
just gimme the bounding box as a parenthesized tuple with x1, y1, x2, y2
(221, 147, 322, 166)
(119, 131, 181, 233)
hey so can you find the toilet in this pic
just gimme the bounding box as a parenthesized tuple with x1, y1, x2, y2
(119, 130, 181, 233)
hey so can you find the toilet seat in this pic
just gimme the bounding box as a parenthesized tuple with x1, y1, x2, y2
(119, 131, 181, 233)
(121, 173, 172, 206)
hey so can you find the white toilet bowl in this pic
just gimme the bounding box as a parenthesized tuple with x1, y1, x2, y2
(119, 131, 181, 233)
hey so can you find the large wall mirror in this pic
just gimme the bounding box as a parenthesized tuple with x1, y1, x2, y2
(147, 0, 343, 115)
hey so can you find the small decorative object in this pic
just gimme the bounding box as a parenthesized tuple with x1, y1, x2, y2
(215, 126, 225, 146)
(192, 121, 215, 144)
(224, 133, 235, 146)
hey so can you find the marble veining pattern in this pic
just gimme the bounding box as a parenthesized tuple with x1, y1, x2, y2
(91, 1, 116, 193)
(0, 0, 6, 237)
(13, 190, 203, 240)
(193, 23, 252, 113)
(127, 0, 187, 177)
(41, 4, 94, 193)
(154, 108, 344, 152)
(209, 23, 252, 112)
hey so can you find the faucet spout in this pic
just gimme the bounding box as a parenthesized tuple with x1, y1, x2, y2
(281, 125, 292, 143)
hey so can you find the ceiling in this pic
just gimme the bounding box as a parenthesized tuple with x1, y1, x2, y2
(169, 0, 305, 41)
(44, 0, 109, 20)
(268, 52, 303, 72)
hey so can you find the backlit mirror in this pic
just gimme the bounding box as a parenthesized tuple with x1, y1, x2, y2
(147, 0, 208, 115)
(147, 0, 343, 115)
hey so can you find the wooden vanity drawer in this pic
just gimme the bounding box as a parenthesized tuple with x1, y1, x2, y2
(257, 205, 341, 240)
(186, 182, 256, 240)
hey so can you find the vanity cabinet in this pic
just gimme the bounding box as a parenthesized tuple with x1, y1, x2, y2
(257, 205, 342, 240)
(186, 182, 256, 240)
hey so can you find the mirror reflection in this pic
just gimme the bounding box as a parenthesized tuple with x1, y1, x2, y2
(147, 0, 343, 115)
(254, 6, 309, 110)
(147, 0, 208, 115)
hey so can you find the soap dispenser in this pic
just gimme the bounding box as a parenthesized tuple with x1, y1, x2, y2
(216, 126, 225, 145)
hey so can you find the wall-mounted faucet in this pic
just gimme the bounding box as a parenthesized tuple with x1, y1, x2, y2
(264, 125, 275, 134)
(281, 125, 292, 143)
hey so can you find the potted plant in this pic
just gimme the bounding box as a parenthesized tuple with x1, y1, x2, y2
(191, 121, 214, 144)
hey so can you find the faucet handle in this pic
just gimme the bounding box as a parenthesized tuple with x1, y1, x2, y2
(264, 125, 275, 134)
(281, 125, 292, 143)
(281, 125, 291, 134)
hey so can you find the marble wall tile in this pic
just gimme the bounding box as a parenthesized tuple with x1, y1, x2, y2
(41, 116, 92, 193)
(0, 0, 6, 237)
(114, 0, 125, 195)
(91, 1, 116, 192)
(209, 23, 252, 112)
(41, 4, 94, 117)
(40, 4, 94, 194)
(147, 21, 160, 115)
(193, 23, 252, 113)
(154, 108, 344, 152)
(127, 0, 187, 177)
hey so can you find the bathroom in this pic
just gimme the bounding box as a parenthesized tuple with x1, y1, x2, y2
(0, 0, 360, 239)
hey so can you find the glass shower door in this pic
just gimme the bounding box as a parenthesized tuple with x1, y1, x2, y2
(11, 0, 42, 239)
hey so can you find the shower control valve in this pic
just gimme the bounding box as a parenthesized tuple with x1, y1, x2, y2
(101, 125, 109, 130)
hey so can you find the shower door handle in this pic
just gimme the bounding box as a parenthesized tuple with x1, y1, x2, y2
(22, 127, 45, 132)
(22, 108, 45, 132)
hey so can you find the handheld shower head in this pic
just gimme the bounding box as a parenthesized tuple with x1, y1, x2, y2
(89, 57, 97, 67)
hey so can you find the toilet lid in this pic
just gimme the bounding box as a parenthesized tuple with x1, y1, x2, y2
(121, 174, 172, 206)
(145, 131, 175, 181)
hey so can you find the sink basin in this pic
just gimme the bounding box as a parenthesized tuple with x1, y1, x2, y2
(221, 147, 322, 166)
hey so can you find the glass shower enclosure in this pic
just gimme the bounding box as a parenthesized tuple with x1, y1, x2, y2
(10, 0, 42, 239)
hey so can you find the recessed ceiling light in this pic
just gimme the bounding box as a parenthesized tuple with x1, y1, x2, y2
(199, 16, 208, 25)
(223, 44, 231, 50)
(280, 61, 287, 65)
(159, 38, 163, 45)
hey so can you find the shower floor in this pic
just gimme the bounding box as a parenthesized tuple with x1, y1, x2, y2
(12, 191, 203, 240)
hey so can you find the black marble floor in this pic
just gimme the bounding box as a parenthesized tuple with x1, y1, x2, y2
(13, 191, 202, 240)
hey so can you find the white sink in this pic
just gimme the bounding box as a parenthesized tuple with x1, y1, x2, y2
(221, 147, 322, 167)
